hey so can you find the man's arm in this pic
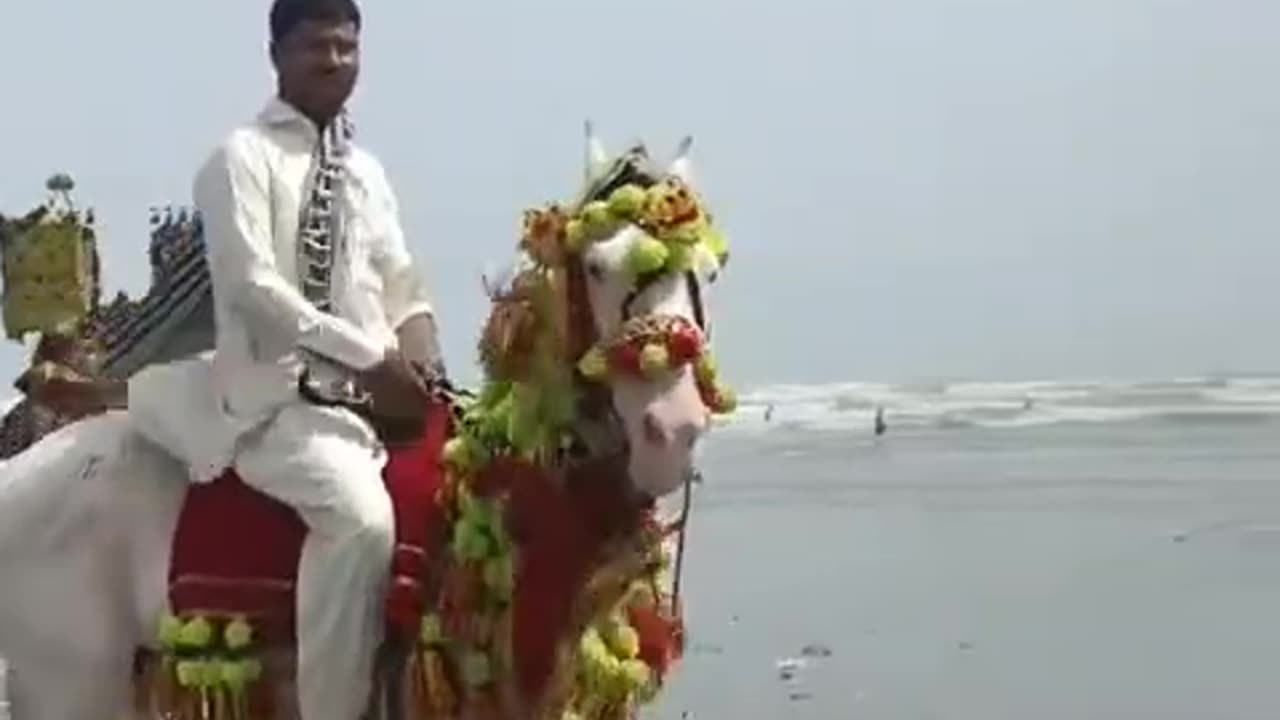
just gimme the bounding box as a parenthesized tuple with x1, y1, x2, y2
(195, 136, 386, 372)
(371, 169, 445, 376)
(396, 313, 444, 378)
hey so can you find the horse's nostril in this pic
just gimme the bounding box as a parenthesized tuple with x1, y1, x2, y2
(643, 412, 668, 447)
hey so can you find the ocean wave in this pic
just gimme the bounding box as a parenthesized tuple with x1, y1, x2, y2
(721, 377, 1280, 434)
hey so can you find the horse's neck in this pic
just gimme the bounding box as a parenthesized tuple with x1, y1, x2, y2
(505, 457, 645, 704)
(572, 415, 625, 460)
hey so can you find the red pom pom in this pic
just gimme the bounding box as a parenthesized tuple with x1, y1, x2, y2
(665, 324, 703, 363)
(628, 605, 684, 678)
(610, 342, 642, 375)
(385, 577, 423, 637)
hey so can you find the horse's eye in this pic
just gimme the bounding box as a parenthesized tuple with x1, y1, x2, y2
(586, 260, 606, 279)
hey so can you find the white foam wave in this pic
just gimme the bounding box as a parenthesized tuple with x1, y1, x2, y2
(720, 377, 1280, 435)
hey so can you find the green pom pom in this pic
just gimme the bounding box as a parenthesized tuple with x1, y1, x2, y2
(220, 659, 248, 690)
(469, 496, 501, 532)
(667, 225, 702, 246)
(157, 614, 183, 649)
(483, 554, 515, 597)
(454, 435, 491, 469)
(665, 243, 695, 273)
(625, 235, 670, 278)
(461, 651, 493, 687)
(639, 343, 670, 377)
(695, 354, 717, 384)
(242, 658, 263, 682)
(477, 380, 511, 408)
(480, 393, 514, 440)
(715, 385, 738, 413)
(609, 624, 641, 659)
(580, 627, 608, 659)
(564, 219, 588, 252)
(577, 347, 609, 380)
(506, 394, 541, 455)
(704, 227, 729, 263)
(201, 660, 223, 688)
(420, 613, 444, 646)
(177, 659, 219, 689)
(224, 617, 253, 651)
(441, 437, 471, 471)
(177, 616, 214, 649)
(619, 659, 652, 688)
(175, 660, 200, 688)
(580, 201, 613, 233)
(607, 185, 646, 218)
(452, 521, 491, 561)
(466, 527, 493, 561)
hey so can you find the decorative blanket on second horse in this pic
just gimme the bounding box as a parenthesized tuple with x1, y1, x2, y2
(166, 400, 454, 644)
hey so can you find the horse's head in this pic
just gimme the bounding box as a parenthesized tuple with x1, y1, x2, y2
(569, 126, 731, 497)
(468, 123, 733, 499)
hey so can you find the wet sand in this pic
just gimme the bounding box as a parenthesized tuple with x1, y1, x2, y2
(648, 423, 1280, 719)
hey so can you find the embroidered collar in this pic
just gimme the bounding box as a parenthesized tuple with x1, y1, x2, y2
(256, 96, 349, 142)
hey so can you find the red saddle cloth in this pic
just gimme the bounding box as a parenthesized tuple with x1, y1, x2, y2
(167, 402, 453, 644)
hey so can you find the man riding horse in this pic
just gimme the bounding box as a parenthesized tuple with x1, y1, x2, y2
(79, 1, 447, 717)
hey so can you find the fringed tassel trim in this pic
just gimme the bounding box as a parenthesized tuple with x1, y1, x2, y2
(400, 645, 460, 718)
(138, 656, 261, 720)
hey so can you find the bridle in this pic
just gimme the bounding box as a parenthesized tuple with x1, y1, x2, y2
(622, 269, 708, 333)
(562, 161, 714, 464)
(565, 162, 715, 613)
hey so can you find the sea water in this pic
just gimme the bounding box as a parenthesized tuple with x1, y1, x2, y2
(648, 376, 1280, 719)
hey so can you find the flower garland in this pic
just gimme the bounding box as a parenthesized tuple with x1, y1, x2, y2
(557, 537, 684, 720)
(575, 314, 736, 415)
(413, 173, 726, 716)
(522, 177, 729, 279)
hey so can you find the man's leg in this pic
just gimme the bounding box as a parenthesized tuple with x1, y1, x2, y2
(233, 403, 393, 720)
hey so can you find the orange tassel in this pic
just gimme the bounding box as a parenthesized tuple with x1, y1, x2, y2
(402, 651, 426, 720)
(424, 649, 458, 715)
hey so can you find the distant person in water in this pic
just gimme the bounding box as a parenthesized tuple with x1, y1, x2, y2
(764, 403, 775, 422)
(874, 406, 887, 436)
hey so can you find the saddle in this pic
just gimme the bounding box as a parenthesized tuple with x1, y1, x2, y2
(166, 392, 455, 644)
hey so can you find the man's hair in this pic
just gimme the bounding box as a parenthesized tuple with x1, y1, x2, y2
(269, 0, 362, 44)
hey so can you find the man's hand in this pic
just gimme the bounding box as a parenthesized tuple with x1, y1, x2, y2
(358, 347, 431, 423)
(395, 313, 446, 383)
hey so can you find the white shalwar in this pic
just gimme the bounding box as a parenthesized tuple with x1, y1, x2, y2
(130, 97, 433, 720)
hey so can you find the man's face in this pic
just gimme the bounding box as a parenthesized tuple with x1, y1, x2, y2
(272, 19, 360, 121)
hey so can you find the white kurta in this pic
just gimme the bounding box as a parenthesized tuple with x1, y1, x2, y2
(130, 98, 433, 482)
(128, 97, 434, 720)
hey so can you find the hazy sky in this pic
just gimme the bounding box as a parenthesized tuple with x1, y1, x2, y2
(2, 1, 1279, 387)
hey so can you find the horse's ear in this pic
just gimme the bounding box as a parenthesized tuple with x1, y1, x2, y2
(584, 120, 611, 185)
(668, 134, 695, 185)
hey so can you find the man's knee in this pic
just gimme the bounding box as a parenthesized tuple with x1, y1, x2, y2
(341, 486, 395, 554)
(324, 463, 395, 558)
(236, 408, 395, 556)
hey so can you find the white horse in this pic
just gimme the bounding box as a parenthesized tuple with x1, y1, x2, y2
(0, 127, 727, 719)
